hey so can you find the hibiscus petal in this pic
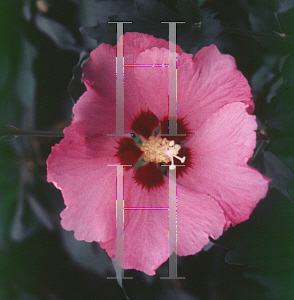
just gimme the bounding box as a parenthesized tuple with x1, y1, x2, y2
(101, 170, 226, 276)
(99, 170, 170, 276)
(182, 162, 270, 227)
(123, 31, 184, 65)
(178, 102, 270, 226)
(82, 43, 116, 100)
(79, 32, 175, 135)
(130, 47, 169, 121)
(46, 33, 269, 278)
(122, 32, 186, 133)
(123, 32, 178, 131)
(187, 102, 257, 165)
(73, 43, 117, 136)
(47, 125, 120, 243)
(177, 44, 254, 132)
(177, 185, 226, 256)
(72, 88, 116, 136)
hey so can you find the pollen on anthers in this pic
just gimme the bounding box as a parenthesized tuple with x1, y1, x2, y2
(140, 136, 186, 170)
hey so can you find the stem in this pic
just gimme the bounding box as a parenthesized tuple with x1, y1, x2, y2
(0, 128, 64, 138)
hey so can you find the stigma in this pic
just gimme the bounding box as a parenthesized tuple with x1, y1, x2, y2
(140, 136, 186, 170)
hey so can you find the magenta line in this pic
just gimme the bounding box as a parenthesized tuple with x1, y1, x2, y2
(125, 207, 169, 210)
(124, 64, 169, 67)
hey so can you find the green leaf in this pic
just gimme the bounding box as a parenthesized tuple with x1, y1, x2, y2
(282, 53, 294, 86)
(288, 180, 294, 199)
(176, 0, 201, 22)
(246, 270, 294, 300)
(249, 5, 294, 52)
(251, 54, 281, 97)
(0, 142, 19, 233)
(134, 158, 147, 169)
(80, 23, 118, 45)
(130, 133, 143, 147)
(153, 124, 161, 137)
(278, 6, 294, 36)
(264, 84, 294, 136)
(68, 51, 88, 103)
(263, 151, 294, 201)
(268, 137, 294, 172)
(214, 189, 294, 273)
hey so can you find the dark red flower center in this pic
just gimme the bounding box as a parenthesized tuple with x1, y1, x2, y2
(116, 110, 192, 189)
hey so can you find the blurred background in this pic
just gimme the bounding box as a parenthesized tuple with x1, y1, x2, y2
(0, 0, 294, 299)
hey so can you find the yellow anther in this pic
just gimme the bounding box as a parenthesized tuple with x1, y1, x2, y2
(140, 136, 186, 169)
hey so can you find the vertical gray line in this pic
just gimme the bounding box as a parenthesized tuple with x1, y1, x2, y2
(161, 166, 185, 279)
(107, 164, 133, 280)
(161, 22, 185, 137)
(168, 22, 177, 136)
(116, 23, 124, 135)
(116, 165, 124, 265)
(107, 22, 131, 136)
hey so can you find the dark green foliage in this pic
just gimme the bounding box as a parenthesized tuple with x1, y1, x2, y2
(214, 189, 294, 299)
(264, 84, 294, 135)
(248, 2, 294, 52)
(1, 0, 294, 299)
(216, 189, 294, 272)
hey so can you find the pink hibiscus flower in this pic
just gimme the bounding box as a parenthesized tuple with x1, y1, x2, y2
(47, 32, 270, 276)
